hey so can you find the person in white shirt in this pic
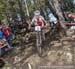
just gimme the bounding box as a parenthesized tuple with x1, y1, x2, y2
(48, 13, 57, 26)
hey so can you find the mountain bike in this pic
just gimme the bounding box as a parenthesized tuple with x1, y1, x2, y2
(35, 26, 45, 55)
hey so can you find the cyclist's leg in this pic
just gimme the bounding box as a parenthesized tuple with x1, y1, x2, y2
(36, 32, 39, 46)
(42, 29, 45, 41)
(39, 31, 42, 44)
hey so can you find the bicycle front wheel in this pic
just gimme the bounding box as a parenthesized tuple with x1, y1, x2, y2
(36, 31, 42, 55)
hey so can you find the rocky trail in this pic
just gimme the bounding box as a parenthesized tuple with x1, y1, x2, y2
(2, 28, 75, 69)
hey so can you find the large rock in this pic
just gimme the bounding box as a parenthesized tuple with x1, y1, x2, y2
(66, 29, 74, 36)
(53, 42, 62, 47)
(61, 37, 72, 41)
(65, 52, 73, 64)
(50, 41, 59, 45)
(25, 54, 43, 68)
(72, 35, 75, 39)
(62, 41, 69, 45)
(63, 46, 71, 52)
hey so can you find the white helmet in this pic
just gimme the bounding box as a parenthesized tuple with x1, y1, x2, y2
(34, 10, 40, 16)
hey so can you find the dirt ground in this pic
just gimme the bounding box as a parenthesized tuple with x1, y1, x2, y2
(2, 29, 75, 69)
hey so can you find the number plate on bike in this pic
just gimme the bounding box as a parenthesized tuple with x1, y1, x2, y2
(35, 26, 41, 31)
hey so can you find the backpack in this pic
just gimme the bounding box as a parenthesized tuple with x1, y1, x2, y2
(0, 29, 3, 39)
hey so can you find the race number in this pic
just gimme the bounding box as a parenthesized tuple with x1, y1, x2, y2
(35, 26, 41, 31)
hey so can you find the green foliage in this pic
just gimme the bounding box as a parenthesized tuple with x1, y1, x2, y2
(0, 0, 74, 22)
(0, 0, 19, 22)
(23, 0, 46, 19)
(64, 0, 75, 12)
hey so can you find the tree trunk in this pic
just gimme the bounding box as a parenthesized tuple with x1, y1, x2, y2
(52, 0, 65, 20)
(46, 0, 65, 20)
(46, 0, 67, 29)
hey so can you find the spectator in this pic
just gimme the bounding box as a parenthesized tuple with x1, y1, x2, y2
(68, 13, 75, 22)
(0, 21, 4, 40)
(0, 28, 3, 39)
(48, 12, 57, 26)
(2, 24, 12, 48)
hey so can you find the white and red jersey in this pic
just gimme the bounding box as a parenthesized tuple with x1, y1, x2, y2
(31, 15, 45, 27)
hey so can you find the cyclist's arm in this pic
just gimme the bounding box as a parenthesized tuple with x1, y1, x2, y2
(28, 22, 32, 30)
(41, 16, 49, 27)
(45, 20, 49, 27)
(28, 18, 35, 29)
